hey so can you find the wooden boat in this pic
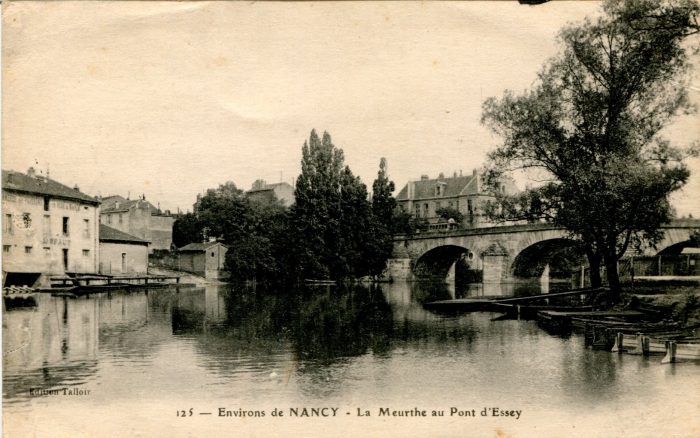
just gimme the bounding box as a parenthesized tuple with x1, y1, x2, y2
(425, 286, 608, 314)
(304, 279, 336, 286)
(489, 302, 599, 319)
(662, 340, 700, 363)
(3, 286, 38, 309)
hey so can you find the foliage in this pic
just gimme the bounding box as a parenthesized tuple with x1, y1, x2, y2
(369, 158, 398, 276)
(172, 212, 203, 248)
(689, 229, 700, 247)
(481, 0, 699, 295)
(435, 206, 465, 226)
(290, 130, 395, 281)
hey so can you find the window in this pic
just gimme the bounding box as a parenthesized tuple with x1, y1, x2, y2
(211, 252, 215, 257)
(414, 204, 420, 217)
(62, 217, 69, 236)
(25, 246, 32, 254)
(83, 219, 90, 238)
(436, 201, 441, 209)
(436, 185, 442, 196)
(4, 214, 12, 234)
(22, 213, 32, 228)
(63, 249, 69, 271)
(43, 247, 51, 255)
(43, 215, 51, 237)
(424, 203, 429, 217)
(107, 214, 112, 225)
(467, 199, 473, 212)
(3, 245, 10, 253)
(44, 197, 50, 211)
(119, 214, 123, 224)
(83, 249, 90, 257)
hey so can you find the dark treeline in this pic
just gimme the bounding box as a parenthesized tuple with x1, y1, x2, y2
(173, 130, 403, 286)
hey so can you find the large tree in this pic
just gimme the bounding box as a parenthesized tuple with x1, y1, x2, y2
(369, 158, 397, 276)
(481, 0, 699, 296)
(290, 130, 392, 280)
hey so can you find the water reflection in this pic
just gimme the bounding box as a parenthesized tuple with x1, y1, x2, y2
(4, 280, 699, 432)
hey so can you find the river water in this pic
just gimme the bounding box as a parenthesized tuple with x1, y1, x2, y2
(3, 282, 699, 437)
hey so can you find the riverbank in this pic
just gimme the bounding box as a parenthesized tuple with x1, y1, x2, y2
(147, 267, 228, 286)
(624, 282, 700, 324)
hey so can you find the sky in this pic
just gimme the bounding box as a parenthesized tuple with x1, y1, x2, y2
(2, 1, 699, 216)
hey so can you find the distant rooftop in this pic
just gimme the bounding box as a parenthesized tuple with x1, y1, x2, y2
(178, 242, 228, 252)
(100, 196, 162, 214)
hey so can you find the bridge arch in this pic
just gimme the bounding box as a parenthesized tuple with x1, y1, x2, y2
(413, 245, 473, 279)
(510, 238, 584, 279)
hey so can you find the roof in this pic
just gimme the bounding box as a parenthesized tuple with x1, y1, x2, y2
(395, 174, 479, 201)
(2, 169, 100, 205)
(100, 197, 160, 214)
(178, 242, 228, 252)
(99, 224, 149, 244)
(247, 182, 293, 194)
(681, 247, 700, 254)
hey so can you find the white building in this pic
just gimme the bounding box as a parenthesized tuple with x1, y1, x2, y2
(2, 168, 101, 286)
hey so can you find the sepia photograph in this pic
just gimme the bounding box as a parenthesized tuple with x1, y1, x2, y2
(2, 1, 700, 437)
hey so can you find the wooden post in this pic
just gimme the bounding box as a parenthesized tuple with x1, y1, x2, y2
(658, 255, 662, 276)
(630, 255, 634, 289)
(642, 336, 650, 356)
(662, 341, 677, 364)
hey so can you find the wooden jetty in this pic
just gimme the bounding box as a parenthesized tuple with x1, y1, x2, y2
(48, 274, 181, 293)
(662, 340, 700, 363)
(51, 274, 181, 287)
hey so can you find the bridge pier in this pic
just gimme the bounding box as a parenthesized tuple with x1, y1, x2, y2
(482, 242, 510, 283)
(386, 258, 413, 281)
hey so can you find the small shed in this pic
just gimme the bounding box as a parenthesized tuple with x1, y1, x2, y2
(177, 242, 228, 280)
(99, 224, 149, 275)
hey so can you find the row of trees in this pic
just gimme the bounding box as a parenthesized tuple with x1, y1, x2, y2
(173, 130, 399, 285)
(481, 0, 699, 298)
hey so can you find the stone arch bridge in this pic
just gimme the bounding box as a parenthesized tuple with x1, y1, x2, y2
(387, 220, 700, 282)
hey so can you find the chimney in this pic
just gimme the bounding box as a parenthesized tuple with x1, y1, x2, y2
(438, 172, 445, 180)
(453, 171, 457, 178)
(421, 175, 429, 181)
(473, 168, 478, 176)
(408, 181, 415, 199)
(73, 184, 80, 191)
(27, 167, 36, 178)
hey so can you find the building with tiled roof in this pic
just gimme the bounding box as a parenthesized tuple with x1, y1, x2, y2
(98, 194, 174, 253)
(99, 224, 149, 275)
(2, 168, 100, 285)
(177, 241, 228, 280)
(395, 169, 517, 229)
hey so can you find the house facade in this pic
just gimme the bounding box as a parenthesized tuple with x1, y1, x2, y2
(177, 242, 228, 280)
(2, 168, 101, 285)
(247, 180, 294, 207)
(99, 224, 149, 275)
(99, 195, 174, 252)
(395, 169, 517, 229)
